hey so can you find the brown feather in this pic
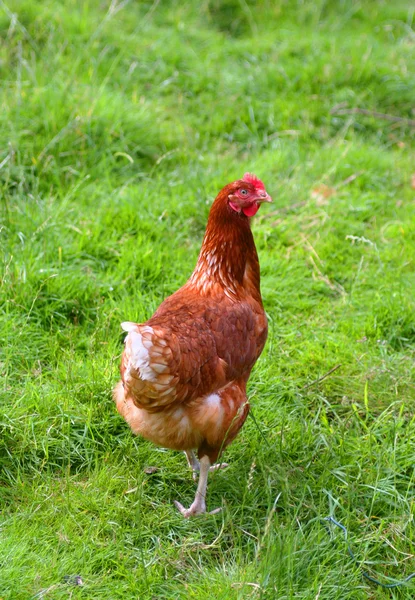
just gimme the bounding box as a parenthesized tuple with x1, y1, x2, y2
(114, 176, 268, 459)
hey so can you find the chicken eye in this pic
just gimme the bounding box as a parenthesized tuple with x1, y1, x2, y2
(240, 189, 248, 196)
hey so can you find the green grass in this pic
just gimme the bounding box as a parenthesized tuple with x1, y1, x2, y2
(1, 0, 415, 597)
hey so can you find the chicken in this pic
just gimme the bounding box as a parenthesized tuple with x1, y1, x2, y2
(114, 173, 271, 517)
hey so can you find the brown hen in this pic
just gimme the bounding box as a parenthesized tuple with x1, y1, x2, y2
(114, 173, 271, 517)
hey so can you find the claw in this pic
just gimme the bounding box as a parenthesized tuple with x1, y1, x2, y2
(209, 462, 229, 472)
(174, 500, 192, 518)
(174, 500, 204, 518)
(208, 507, 222, 515)
(174, 500, 221, 518)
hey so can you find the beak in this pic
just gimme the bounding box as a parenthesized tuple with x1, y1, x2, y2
(256, 191, 272, 203)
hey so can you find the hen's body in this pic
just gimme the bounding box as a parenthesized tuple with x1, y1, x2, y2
(114, 174, 271, 516)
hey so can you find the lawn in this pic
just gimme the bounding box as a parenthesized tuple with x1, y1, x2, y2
(1, 0, 415, 598)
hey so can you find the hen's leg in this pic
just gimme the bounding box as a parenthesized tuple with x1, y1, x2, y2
(184, 450, 228, 481)
(184, 450, 200, 481)
(175, 456, 220, 517)
(184, 450, 199, 469)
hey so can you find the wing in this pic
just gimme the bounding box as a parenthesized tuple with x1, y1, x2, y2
(120, 290, 267, 413)
(120, 316, 227, 412)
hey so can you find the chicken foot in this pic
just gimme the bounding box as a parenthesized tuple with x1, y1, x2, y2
(175, 455, 222, 517)
(184, 450, 229, 482)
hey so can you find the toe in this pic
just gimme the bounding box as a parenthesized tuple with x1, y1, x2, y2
(209, 507, 222, 515)
(174, 499, 208, 518)
(174, 500, 190, 518)
(209, 462, 229, 472)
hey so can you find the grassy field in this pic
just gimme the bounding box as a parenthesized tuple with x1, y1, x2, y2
(1, 0, 415, 597)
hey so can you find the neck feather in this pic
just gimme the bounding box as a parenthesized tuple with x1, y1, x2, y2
(189, 191, 261, 298)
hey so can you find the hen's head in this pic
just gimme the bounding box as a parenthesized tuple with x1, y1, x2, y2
(226, 173, 272, 217)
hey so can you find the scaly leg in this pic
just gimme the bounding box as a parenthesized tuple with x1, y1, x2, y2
(184, 450, 228, 482)
(184, 450, 200, 481)
(175, 456, 221, 517)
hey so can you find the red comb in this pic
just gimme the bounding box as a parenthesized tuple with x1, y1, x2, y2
(243, 172, 265, 190)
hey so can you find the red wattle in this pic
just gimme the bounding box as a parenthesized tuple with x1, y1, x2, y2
(242, 203, 259, 217)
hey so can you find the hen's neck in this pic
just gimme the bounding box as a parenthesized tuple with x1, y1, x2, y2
(189, 198, 261, 300)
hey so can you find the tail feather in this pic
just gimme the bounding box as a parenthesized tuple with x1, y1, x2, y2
(121, 321, 139, 332)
